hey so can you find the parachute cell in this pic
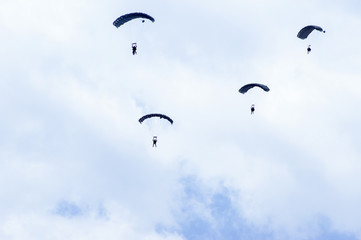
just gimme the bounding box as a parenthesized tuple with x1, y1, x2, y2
(139, 114, 173, 124)
(297, 25, 325, 39)
(239, 83, 270, 94)
(113, 12, 155, 28)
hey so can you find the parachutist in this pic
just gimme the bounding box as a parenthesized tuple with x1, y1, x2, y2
(251, 104, 255, 114)
(307, 45, 311, 54)
(132, 43, 137, 55)
(153, 136, 157, 147)
(139, 114, 172, 147)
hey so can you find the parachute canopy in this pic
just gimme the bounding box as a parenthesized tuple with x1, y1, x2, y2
(113, 12, 155, 28)
(239, 83, 270, 94)
(297, 25, 325, 39)
(139, 113, 173, 124)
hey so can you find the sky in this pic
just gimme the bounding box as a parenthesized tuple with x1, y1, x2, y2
(1, 0, 361, 239)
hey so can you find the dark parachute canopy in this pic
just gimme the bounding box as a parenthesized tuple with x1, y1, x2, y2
(113, 12, 155, 28)
(297, 25, 325, 39)
(239, 83, 270, 94)
(139, 113, 173, 124)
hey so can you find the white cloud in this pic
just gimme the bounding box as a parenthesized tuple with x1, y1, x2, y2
(1, 0, 361, 239)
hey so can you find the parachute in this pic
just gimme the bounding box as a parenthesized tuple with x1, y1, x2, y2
(239, 83, 270, 94)
(297, 25, 325, 40)
(113, 12, 155, 28)
(139, 113, 173, 124)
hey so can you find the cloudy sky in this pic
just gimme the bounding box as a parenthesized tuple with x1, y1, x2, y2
(1, 0, 361, 239)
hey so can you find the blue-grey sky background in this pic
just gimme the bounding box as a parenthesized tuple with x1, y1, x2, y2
(1, 0, 361, 239)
